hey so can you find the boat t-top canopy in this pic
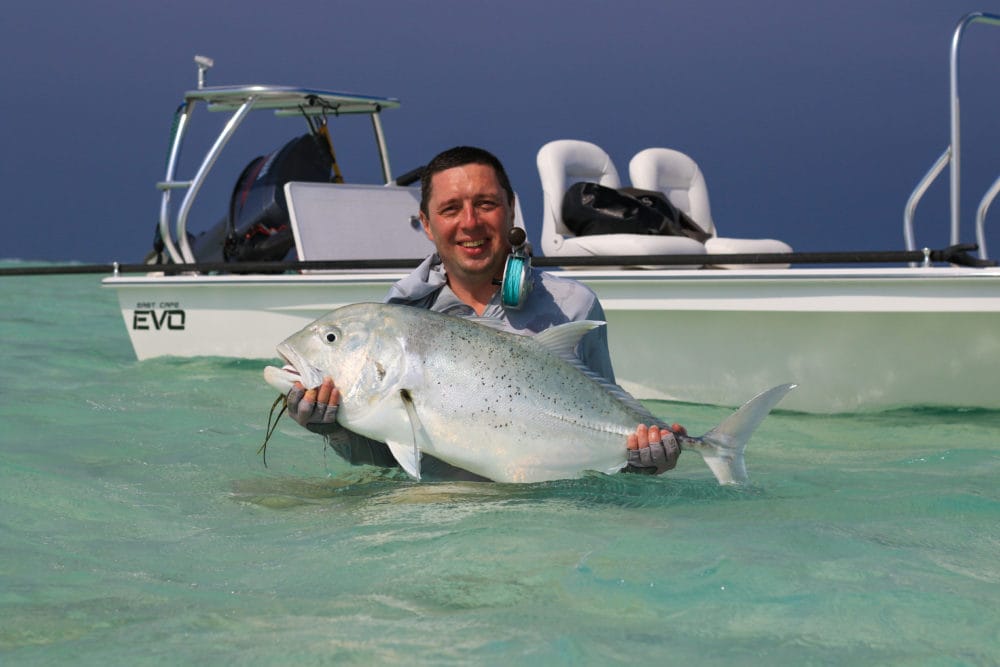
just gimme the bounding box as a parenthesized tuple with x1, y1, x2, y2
(157, 62, 402, 265)
(185, 85, 400, 116)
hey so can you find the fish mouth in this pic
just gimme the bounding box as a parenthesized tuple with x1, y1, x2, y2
(262, 343, 325, 394)
(262, 365, 300, 394)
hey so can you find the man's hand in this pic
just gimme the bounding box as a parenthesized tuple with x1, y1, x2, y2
(625, 423, 685, 474)
(286, 377, 341, 433)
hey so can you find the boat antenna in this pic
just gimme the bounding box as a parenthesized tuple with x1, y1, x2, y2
(194, 55, 214, 89)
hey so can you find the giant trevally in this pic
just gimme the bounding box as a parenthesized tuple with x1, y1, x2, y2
(263, 302, 794, 484)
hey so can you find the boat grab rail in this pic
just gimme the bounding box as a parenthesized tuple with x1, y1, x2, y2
(156, 103, 192, 264)
(905, 11, 1000, 260)
(975, 172, 1000, 259)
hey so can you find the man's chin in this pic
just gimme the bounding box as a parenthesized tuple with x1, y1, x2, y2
(450, 255, 505, 281)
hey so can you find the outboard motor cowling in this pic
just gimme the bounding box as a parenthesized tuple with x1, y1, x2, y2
(185, 132, 334, 264)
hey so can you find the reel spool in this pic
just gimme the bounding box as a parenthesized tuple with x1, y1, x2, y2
(500, 227, 532, 310)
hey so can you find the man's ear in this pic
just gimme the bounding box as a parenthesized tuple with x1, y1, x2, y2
(419, 211, 434, 241)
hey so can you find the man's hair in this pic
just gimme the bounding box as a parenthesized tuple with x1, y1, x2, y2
(419, 146, 515, 216)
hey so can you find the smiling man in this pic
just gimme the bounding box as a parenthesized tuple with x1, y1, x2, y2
(287, 146, 684, 479)
(417, 157, 510, 313)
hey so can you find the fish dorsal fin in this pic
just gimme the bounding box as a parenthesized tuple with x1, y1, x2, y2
(474, 317, 658, 423)
(533, 320, 605, 359)
(384, 388, 428, 481)
(535, 320, 660, 423)
(573, 360, 659, 422)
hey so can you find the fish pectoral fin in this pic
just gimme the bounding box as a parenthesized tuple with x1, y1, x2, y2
(385, 439, 421, 480)
(385, 388, 429, 481)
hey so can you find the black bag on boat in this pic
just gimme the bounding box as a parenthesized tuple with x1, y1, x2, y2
(619, 187, 712, 242)
(561, 182, 711, 242)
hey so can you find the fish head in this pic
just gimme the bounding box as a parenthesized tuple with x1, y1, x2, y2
(269, 304, 413, 427)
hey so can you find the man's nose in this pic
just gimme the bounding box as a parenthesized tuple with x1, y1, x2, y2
(457, 201, 479, 226)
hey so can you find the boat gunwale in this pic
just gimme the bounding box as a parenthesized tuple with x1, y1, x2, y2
(101, 264, 1000, 287)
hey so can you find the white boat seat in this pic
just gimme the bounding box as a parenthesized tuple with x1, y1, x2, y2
(537, 140, 707, 263)
(628, 148, 792, 268)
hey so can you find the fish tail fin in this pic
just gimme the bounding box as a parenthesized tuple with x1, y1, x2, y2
(683, 383, 796, 485)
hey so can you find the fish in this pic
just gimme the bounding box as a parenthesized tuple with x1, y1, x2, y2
(263, 302, 795, 484)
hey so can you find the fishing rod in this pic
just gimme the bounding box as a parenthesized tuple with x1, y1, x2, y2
(0, 244, 993, 278)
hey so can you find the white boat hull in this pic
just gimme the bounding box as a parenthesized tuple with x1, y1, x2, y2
(104, 266, 1000, 413)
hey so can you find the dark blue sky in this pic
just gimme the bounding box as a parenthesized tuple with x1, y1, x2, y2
(4, 1, 1000, 263)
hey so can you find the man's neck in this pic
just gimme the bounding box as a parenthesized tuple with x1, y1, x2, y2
(446, 276, 500, 316)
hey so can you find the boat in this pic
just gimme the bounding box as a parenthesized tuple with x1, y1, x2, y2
(101, 14, 1000, 414)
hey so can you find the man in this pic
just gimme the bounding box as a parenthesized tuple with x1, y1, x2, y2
(287, 146, 682, 479)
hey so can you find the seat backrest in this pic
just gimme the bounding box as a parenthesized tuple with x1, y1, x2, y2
(537, 140, 621, 254)
(286, 182, 434, 261)
(628, 148, 716, 236)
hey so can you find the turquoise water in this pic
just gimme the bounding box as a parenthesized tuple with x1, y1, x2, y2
(2, 268, 1000, 665)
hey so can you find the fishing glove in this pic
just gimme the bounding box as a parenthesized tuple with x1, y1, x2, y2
(625, 428, 682, 475)
(286, 385, 340, 434)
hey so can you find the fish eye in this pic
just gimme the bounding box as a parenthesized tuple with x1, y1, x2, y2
(325, 332, 337, 343)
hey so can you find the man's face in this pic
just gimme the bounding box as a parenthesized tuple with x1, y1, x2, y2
(419, 163, 514, 286)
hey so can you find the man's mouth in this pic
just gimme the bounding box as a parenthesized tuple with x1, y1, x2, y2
(459, 240, 486, 248)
